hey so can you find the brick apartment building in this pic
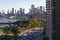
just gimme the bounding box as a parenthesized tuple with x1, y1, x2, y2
(46, 0, 60, 40)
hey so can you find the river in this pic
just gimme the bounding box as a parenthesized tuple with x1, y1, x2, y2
(0, 18, 18, 27)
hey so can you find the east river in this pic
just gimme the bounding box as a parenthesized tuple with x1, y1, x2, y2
(0, 18, 18, 27)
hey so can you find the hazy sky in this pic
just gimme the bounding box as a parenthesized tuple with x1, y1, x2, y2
(0, 0, 46, 13)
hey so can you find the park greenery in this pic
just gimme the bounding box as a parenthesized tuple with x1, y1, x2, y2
(0, 19, 46, 37)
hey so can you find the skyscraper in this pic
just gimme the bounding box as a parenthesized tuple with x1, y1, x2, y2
(31, 4, 35, 10)
(40, 6, 43, 11)
(20, 8, 23, 14)
(22, 9, 25, 14)
(2, 10, 5, 14)
(40, 6, 45, 11)
(31, 4, 35, 14)
(17, 10, 19, 14)
(0, 11, 1, 14)
(12, 8, 14, 14)
(46, 0, 60, 40)
(7, 9, 9, 14)
(42, 7, 45, 11)
(15, 10, 16, 14)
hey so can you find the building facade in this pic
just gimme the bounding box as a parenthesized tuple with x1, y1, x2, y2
(46, 0, 60, 40)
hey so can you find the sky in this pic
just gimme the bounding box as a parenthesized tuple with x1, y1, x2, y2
(0, 0, 46, 13)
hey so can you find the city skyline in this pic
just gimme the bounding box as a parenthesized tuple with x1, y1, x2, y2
(0, 0, 46, 13)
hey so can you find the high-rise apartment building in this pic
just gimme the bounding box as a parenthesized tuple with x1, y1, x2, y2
(46, 0, 60, 40)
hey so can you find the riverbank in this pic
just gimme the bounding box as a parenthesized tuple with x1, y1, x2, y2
(0, 27, 44, 36)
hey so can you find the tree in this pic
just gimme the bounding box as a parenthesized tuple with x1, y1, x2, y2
(38, 19, 46, 26)
(11, 26, 20, 36)
(4, 26, 10, 34)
